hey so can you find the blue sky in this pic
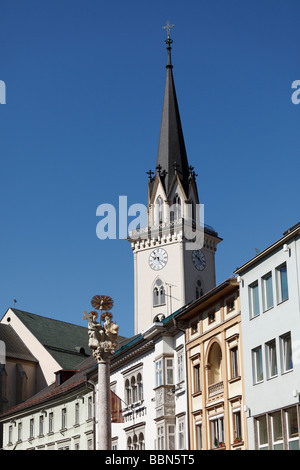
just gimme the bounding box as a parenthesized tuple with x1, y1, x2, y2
(0, 0, 299, 339)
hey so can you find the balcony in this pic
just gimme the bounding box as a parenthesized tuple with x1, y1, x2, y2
(208, 381, 224, 399)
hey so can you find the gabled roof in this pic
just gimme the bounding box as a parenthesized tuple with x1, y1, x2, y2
(8, 309, 93, 369)
(0, 324, 38, 363)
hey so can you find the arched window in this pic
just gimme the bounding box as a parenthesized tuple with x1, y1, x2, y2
(154, 196, 164, 225)
(207, 342, 222, 385)
(137, 373, 143, 401)
(127, 436, 132, 450)
(195, 279, 203, 299)
(170, 194, 181, 222)
(139, 432, 145, 450)
(125, 378, 131, 405)
(131, 376, 137, 403)
(153, 279, 166, 307)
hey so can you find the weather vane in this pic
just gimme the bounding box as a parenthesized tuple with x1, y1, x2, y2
(162, 20, 174, 45)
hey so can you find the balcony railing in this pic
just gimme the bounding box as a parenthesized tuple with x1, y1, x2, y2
(208, 381, 224, 398)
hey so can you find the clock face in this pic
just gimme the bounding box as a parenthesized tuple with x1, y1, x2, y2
(192, 249, 206, 271)
(149, 248, 168, 271)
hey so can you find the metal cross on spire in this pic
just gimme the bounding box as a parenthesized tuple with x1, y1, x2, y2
(162, 20, 174, 45)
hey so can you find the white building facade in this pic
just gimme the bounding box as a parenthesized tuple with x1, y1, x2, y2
(236, 222, 300, 450)
(109, 315, 189, 450)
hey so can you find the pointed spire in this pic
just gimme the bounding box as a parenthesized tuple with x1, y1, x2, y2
(153, 23, 190, 197)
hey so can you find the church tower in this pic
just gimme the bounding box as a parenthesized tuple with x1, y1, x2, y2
(129, 28, 222, 334)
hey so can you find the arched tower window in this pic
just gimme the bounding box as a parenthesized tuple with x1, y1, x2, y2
(153, 279, 166, 307)
(170, 194, 181, 222)
(154, 196, 164, 225)
(195, 279, 203, 299)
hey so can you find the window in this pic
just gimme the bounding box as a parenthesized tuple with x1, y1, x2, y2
(137, 373, 143, 401)
(87, 438, 93, 450)
(257, 415, 268, 450)
(286, 406, 299, 450)
(75, 402, 80, 425)
(230, 346, 239, 379)
(233, 409, 242, 441)
(193, 364, 201, 394)
(178, 418, 185, 449)
(226, 298, 235, 313)
(252, 346, 263, 384)
(207, 342, 222, 386)
(262, 273, 274, 311)
(153, 279, 166, 307)
(196, 422, 203, 450)
(155, 357, 174, 386)
(265, 339, 278, 379)
(208, 310, 215, 324)
(271, 411, 283, 450)
(125, 370, 144, 405)
(157, 425, 164, 450)
(61, 408, 67, 429)
(166, 358, 174, 385)
(49, 412, 54, 433)
(29, 418, 34, 439)
(276, 264, 289, 303)
(170, 194, 181, 222)
(167, 424, 176, 450)
(17, 422, 22, 442)
(8, 425, 13, 444)
(195, 279, 203, 299)
(191, 321, 198, 335)
(280, 332, 293, 372)
(88, 396, 93, 419)
(249, 281, 260, 318)
(210, 415, 224, 448)
(39, 415, 44, 436)
(155, 197, 164, 225)
(177, 350, 184, 383)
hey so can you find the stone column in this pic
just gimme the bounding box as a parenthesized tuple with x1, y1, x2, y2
(97, 357, 112, 450)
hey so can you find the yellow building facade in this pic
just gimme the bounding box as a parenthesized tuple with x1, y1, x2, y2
(182, 278, 248, 450)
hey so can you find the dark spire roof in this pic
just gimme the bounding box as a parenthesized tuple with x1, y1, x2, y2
(153, 31, 190, 198)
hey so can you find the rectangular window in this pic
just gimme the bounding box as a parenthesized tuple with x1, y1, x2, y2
(165, 358, 174, 385)
(49, 412, 54, 433)
(210, 415, 224, 448)
(257, 415, 268, 450)
(62, 408, 67, 429)
(178, 419, 185, 449)
(88, 396, 93, 419)
(39, 415, 44, 436)
(167, 424, 175, 450)
(265, 339, 278, 379)
(276, 264, 289, 303)
(196, 422, 203, 450)
(230, 346, 239, 379)
(17, 422, 22, 442)
(177, 351, 184, 383)
(249, 281, 260, 318)
(75, 402, 79, 425)
(8, 425, 13, 444)
(157, 425, 164, 450)
(262, 273, 274, 311)
(286, 406, 299, 450)
(208, 310, 215, 324)
(29, 418, 34, 439)
(271, 411, 283, 450)
(280, 332, 293, 372)
(193, 364, 201, 393)
(155, 359, 163, 387)
(252, 346, 264, 384)
(233, 409, 242, 440)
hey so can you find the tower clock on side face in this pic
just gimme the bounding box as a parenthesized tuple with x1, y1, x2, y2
(149, 248, 168, 271)
(192, 249, 206, 271)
